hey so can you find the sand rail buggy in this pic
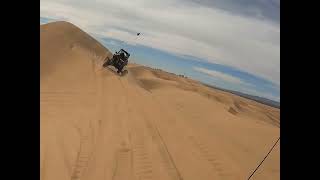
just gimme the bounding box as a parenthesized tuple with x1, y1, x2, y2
(103, 49, 130, 75)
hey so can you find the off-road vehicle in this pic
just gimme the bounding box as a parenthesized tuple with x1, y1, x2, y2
(103, 49, 130, 75)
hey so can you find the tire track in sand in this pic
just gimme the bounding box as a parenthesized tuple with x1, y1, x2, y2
(71, 135, 92, 180)
(118, 79, 152, 180)
(188, 136, 237, 180)
(149, 92, 241, 180)
(124, 75, 183, 180)
(70, 58, 105, 180)
(110, 76, 135, 180)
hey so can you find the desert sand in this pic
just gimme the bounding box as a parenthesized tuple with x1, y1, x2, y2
(40, 21, 280, 180)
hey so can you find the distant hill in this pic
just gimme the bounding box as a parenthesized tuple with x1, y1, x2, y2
(202, 83, 280, 109)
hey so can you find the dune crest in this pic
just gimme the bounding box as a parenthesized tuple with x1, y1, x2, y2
(41, 21, 280, 180)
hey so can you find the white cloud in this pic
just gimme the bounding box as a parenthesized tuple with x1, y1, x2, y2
(193, 67, 246, 85)
(40, 0, 279, 86)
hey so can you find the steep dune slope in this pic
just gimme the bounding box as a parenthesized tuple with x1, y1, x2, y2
(41, 21, 280, 180)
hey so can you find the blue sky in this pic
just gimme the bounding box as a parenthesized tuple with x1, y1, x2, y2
(40, 0, 280, 102)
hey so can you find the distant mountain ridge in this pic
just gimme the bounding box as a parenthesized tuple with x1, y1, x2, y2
(202, 83, 280, 109)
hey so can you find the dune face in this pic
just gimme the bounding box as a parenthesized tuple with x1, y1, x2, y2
(40, 21, 280, 180)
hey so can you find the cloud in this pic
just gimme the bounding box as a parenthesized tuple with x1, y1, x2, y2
(40, 0, 279, 86)
(193, 67, 247, 85)
(186, 0, 280, 23)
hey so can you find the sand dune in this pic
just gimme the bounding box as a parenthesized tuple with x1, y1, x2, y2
(40, 21, 280, 180)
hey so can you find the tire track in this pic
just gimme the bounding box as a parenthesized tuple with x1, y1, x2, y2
(188, 136, 237, 180)
(120, 77, 153, 180)
(149, 92, 243, 179)
(125, 77, 183, 180)
(142, 88, 238, 180)
(71, 135, 92, 180)
(112, 147, 133, 180)
(70, 61, 102, 180)
(132, 141, 153, 180)
(109, 76, 135, 180)
(83, 72, 124, 180)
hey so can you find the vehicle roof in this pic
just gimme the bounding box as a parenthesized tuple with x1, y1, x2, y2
(120, 49, 130, 56)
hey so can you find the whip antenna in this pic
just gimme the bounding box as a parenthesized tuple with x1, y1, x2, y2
(247, 137, 280, 180)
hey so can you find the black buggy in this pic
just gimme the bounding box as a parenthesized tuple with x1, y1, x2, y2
(103, 49, 130, 75)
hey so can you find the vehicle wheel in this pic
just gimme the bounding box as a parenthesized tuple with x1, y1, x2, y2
(108, 59, 113, 65)
(121, 70, 128, 76)
(103, 58, 111, 67)
(117, 66, 123, 74)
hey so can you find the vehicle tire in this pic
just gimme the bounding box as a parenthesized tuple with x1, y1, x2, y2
(121, 70, 128, 76)
(103, 58, 111, 67)
(117, 66, 123, 74)
(108, 58, 113, 65)
(102, 61, 108, 67)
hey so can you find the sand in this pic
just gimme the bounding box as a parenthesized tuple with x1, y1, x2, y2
(40, 21, 280, 180)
